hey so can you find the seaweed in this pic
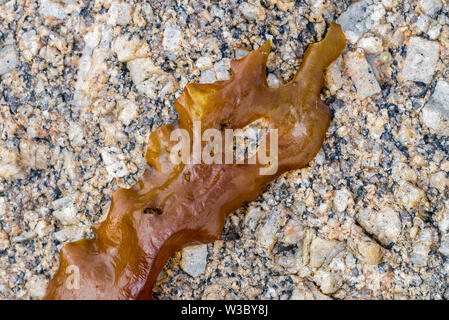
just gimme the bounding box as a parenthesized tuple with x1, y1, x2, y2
(44, 23, 345, 299)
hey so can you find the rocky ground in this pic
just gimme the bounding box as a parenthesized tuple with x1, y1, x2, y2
(0, 0, 448, 300)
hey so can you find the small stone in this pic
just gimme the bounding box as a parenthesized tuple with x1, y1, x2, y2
(243, 206, 264, 233)
(127, 58, 176, 98)
(436, 202, 449, 233)
(290, 280, 332, 300)
(281, 219, 303, 245)
(54, 226, 85, 243)
(100, 147, 129, 178)
(402, 37, 440, 84)
(309, 238, 344, 268)
(325, 56, 343, 95)
(118, 100, 138, 125)
(421, 80, 449, 135)
(276, 250, 301, 273)
(53, 206, 78, 226)
(127, 58, 157, 85)
(35, 220, 52, 238)
(19, 30, 41, 62)
(28, 276, 48, 299)
(68, 123, 85, 147)
(52, 196, 78, 225)
(73, 23, 112, 108)
(256, 210, 279, 252)
(440, 234, 449, 257)
(333, 188, 353, 213)
(195, 56, 213, 71)
(411, 227, 436, 267)
(239, 2, 265, 21)
(52, 195, 73, 210)
(392, 162, 417, 183)
(0, 197, 5, 217)
(346, 222, 385, 265)
(345, 50, 381, 100)
(357, 37, 383, 55)
(416, 15, 431, 33)
(107, 1, 132, 26)
(395, 181, 425, 210)
(38, 0, 67, 20)
(13, 230, 37, 242)
(357, 207, 402, 246)
(428, 23, 441, 40)
(0, 147, 23, 179)
(357, 240, 384, 265)
(267, 73, 281, 88)
(180, 244, 208, 277)
(235, 48, 250, 59)
(313, 269, 342, 294)
(382, 0, 394, 8)
(429, 171, 448, 191)
(84, 26, 102, 48)
(163, 25, 181, 52)
(0, 45, 18, 75)
(336, 0, 374, 44)
(19, 140, 50, 170)
(214, 59, 230, 81)
(199, 68, 216, 84)
(389, 29, 405, 49)
(113, 34, 147, 62)
(418, 0, 443, 16)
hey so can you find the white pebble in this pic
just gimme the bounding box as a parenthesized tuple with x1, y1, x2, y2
(395, 181, 425, 210)
(357, 37, 383, 55)
(357, 207, 402, 245)
(214, 59, 230, 81)
(336, 0, 375, 44)
(239, 2, 265, 21)
(418, 0, 443, 16)
(416, 15, 431, 33)
(181, 244, 208, 277)
(402, 37, 440, 84)
(54, 226, 85, 243)
(38, 0, 67, 20)
(53, 206, 78, 226)
(345, 50, 381, 100)
(195, 56, 213, 71)
(107, 1, 132, 26)
(0, 45, 18, 76)
(199, 69, 216, 84)
(100, 147, 129, 178)
(440, 234, 449, 257)
(163, 25, 181, 52)
(0, 147, 22, 179)
(113, 34, 144, 62)
(333, 188, 353, 213)
(309, 238, 344, 268)
(118, 100, 138, 125)
(267, 73, 281, 88)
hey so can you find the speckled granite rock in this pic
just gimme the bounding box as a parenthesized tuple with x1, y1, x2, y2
(0, 0, 448, 300)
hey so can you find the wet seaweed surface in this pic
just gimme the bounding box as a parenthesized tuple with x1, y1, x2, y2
(43, 23, 346, 300)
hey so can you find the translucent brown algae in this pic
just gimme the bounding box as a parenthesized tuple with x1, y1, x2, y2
(44, 23, 346, 300)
